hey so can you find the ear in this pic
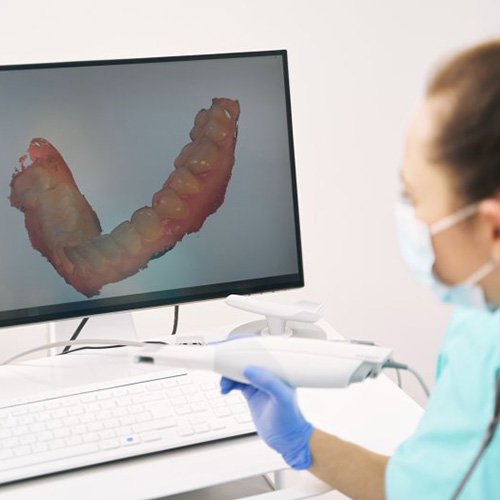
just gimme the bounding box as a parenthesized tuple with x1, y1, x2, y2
(479, 198, 500, 261)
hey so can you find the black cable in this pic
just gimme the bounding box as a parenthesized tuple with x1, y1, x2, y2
(58, 344, 126, 355)
(451, 377, 500, 499)
(383, 361, 430, 398)
(61, 317, 89, 354)
(59, 340, 169, 356)
(395, 368, 402, 389)
(59, 304, 179, 354)
(171, 305, 179, 335)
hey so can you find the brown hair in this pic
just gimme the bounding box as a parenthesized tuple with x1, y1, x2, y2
(427, 39, 500, 203)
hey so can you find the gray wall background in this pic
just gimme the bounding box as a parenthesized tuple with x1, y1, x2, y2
(1, 0, 499, 405)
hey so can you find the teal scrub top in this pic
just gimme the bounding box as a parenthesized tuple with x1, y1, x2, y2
(386, 306, 500, 499)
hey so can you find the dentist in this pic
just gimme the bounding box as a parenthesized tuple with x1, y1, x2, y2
(221, 39, 500, 499)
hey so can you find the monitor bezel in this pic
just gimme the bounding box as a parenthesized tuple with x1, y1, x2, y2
(0, 49, 304, 328)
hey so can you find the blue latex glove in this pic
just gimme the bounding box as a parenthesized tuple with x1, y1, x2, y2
(220, 366, 314, 470)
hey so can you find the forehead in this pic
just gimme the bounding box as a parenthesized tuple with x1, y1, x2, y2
(402, 97, 461, 215)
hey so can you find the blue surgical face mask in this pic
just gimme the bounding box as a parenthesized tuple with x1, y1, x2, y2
(395, 198, 497, 311)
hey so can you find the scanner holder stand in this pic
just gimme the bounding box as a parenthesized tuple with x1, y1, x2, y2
(225, 294, 327, 339)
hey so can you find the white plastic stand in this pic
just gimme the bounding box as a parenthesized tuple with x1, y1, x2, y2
(225, 294, 328, 340)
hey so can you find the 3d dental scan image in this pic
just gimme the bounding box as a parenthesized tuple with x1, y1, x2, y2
(9, 98, 240, 297)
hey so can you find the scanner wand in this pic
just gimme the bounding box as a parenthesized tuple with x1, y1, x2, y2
(132, 336, 393, 389)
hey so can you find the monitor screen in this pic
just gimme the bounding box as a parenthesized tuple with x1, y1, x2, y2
(0, 50, 303, 327)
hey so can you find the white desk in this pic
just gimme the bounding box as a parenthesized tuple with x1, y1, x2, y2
(0, 320, 423, 499)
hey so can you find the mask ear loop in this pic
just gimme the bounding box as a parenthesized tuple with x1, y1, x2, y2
(429, 204, 479, 235)
(429, 203, 497, 287)
(462, 259, 497, 286)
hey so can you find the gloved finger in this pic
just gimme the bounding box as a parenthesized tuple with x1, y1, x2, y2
(220, 376, 248, 394)
(243, 365, 294, 403)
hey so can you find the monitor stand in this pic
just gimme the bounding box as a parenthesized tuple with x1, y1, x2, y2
(47, 312, 138, 355)
(227, 320, 328, 340)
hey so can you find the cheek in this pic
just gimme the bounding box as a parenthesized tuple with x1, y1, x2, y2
(432, 227, 491, 284)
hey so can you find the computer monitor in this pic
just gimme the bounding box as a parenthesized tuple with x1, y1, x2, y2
(0, 50, 303, 328)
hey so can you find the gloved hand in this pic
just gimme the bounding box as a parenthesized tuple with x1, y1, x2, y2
(220, 366, 314, 470)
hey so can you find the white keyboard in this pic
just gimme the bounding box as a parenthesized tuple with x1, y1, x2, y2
(0, 371, 255, 484)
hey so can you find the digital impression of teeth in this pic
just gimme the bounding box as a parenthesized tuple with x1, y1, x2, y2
(9, 98, 240, 297)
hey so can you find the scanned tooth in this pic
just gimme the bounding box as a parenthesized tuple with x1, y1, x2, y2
(64, 245, 90, 274)
(93, 234, 122, 263)
(10, 168, 54, 209)
(111, 222, 142, 256)
(153, 188, 190, 219)
(131, 207, 163, 240)
(75, 240, 105, 270)
(174, 143, 195, 168)
(185, 139, 219, 174)
(194, 109, 209, 127)
(58, 247, 75, 275)
(189, 125, 203, 141)
(168, 167, 202, 194)
(205, 119, 229, 142)
(210, 103, 231, 122)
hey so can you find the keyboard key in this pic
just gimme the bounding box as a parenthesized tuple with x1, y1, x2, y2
(14, 445, 31, 457)
(54, 427, 71, 438)
(0, 428, 12, 439)
(119, 416, 135, 426)
(69, 406, 84, 416)
(181, 385, 197, 395)
(51, 409, 68, 419)
(177, 377, 191, 386)
(49, 439, 66, 450)
(193, 423, 210, 434)
(13, 426, 29, 436)
(209, 398, 227, 408)
(235, 413, 253, 424)
(190, 402, 208, 412)
(99, 439, 120, 451)
(32, 442, 48, 453)
(230, 403, 247, 414)
(99, 430, 116, 440)
(73, 424, 87, 434)
(204, 390, 221, 400)
(186, 394, 203, 403)
(166, 387, 182, 398)
(177, 425, 194, 437)
(213, 407, 231, 417)
(103, 419, 120, 430)
(147, 402, 172, 419)
(20, 434, 36, 445)
(0, 449, 14, 460)
(38, 431, 54, 442)
(122, 435, 141, 446)
(161, 379, 178, 388)
(174, 404, 191, 416)
(87, 422, 104, 432)
(65, 435, 82, 446)
(140, 431, 161, 442)
(83, 433, 100, 443)
(135, 412, 152, 423)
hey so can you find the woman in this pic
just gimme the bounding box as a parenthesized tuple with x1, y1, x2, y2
(221, 39, 500, 499)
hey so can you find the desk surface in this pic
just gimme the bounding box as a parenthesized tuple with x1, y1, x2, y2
(0, 321, 423, 499)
